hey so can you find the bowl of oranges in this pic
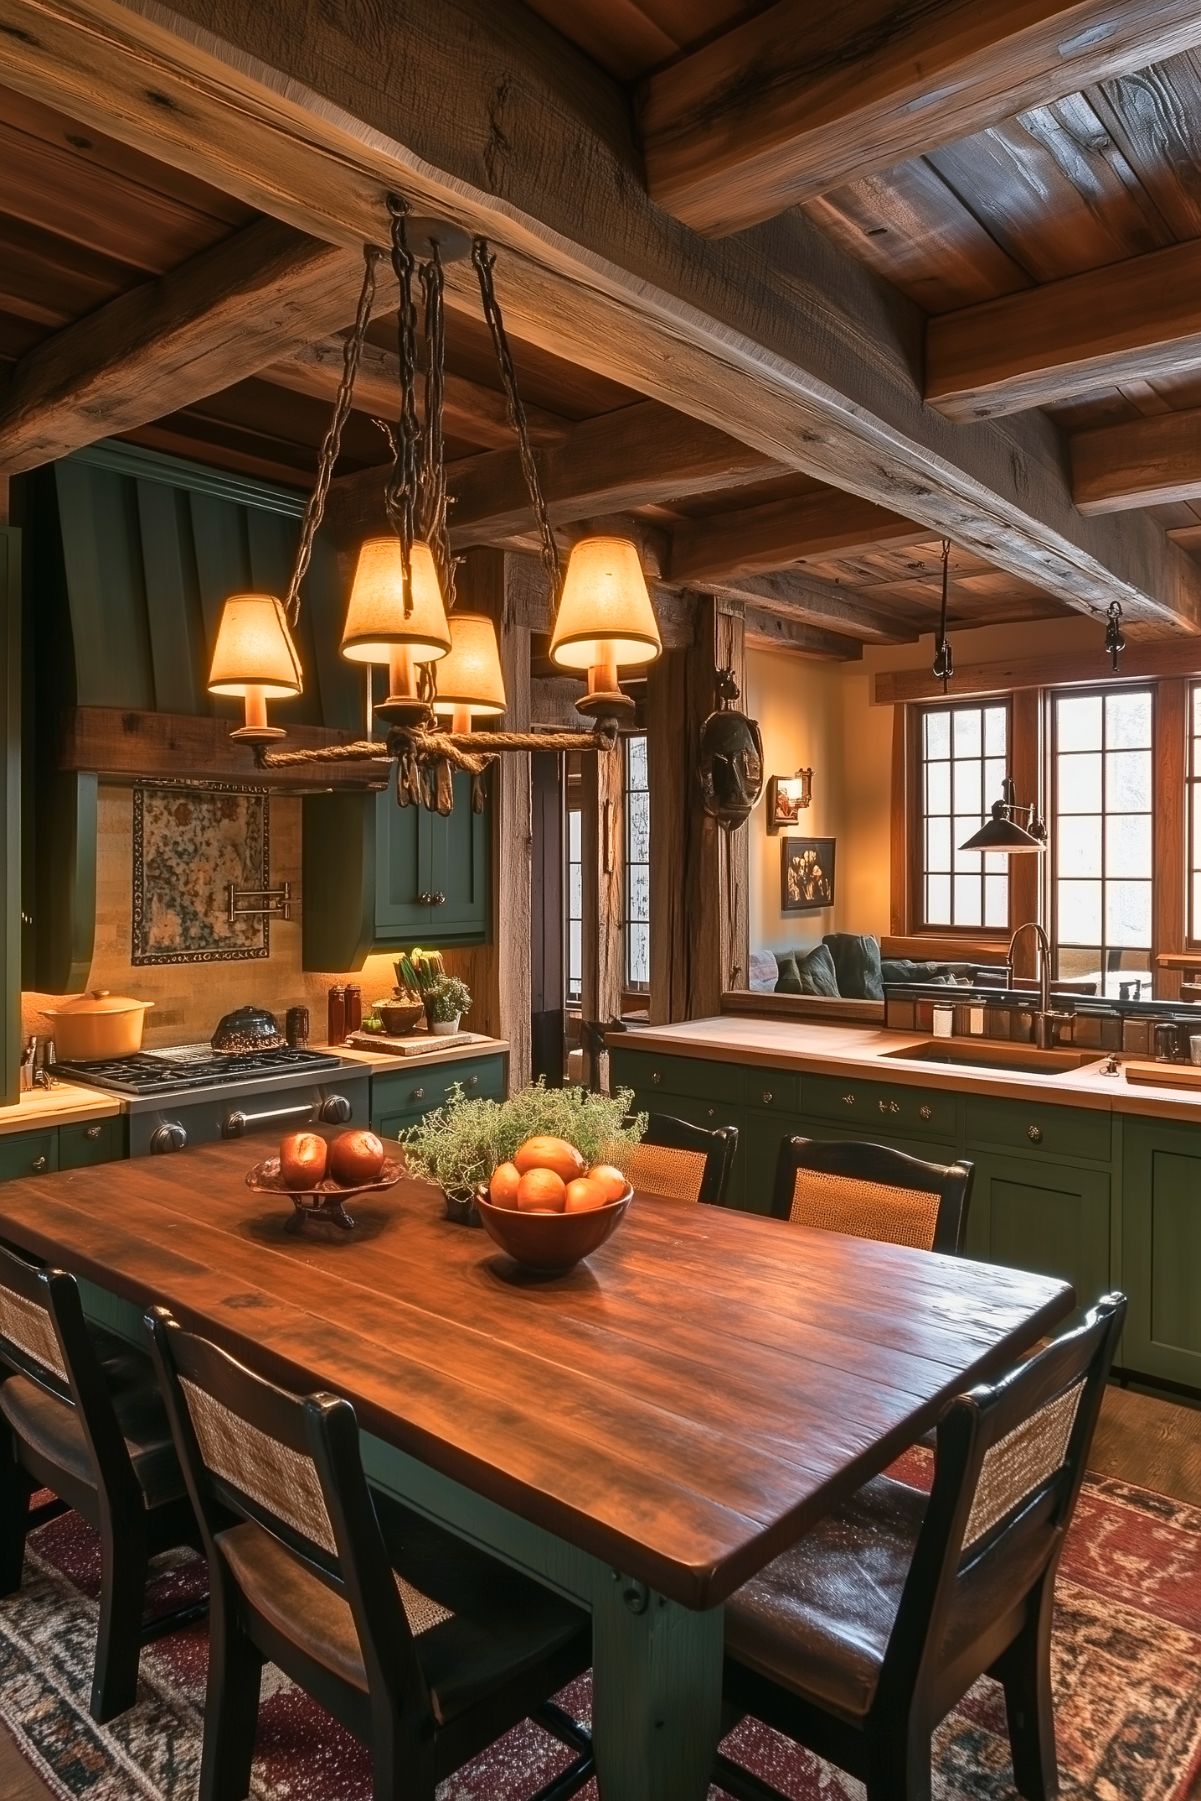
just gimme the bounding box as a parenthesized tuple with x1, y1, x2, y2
(475, 1134, 632, 1272)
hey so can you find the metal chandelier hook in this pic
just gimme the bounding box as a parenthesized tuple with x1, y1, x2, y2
(932, 537, 954, 693)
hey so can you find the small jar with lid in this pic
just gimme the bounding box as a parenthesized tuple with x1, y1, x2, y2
(344, 983, 362, 1035)
(327, 984, 346, 1046)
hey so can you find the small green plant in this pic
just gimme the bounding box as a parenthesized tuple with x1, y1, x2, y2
(425, 974, 472, 1023)
(395, 948, 445, 998)
(401, 1079, 646, 1201)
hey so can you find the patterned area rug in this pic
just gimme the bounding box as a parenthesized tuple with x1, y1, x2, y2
(1, 1469, 1199, 1801)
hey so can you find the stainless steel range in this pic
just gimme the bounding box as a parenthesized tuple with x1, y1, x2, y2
(53, 1045, 371, 1156)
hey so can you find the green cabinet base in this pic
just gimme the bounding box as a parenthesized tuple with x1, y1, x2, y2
(371, 1053, 508, 1139)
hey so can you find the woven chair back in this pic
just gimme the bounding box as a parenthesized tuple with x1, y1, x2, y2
(771, 1137, 973, 1254)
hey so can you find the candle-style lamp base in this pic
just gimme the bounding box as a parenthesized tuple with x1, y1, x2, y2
(575, 689, 635, 719)
(375, 695, 435, 728)
(229, 723, 288, 744)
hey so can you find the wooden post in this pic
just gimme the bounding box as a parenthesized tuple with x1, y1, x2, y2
(461, 549, 533, 1093)
(580, 735, 624, 1090)
(647, 595, 749, 1023)
(0, 496, 20, 1105)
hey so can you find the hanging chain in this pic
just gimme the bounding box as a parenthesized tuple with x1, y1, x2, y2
(283, 243, 381, 628)
(419, 244, 456, 611)
(472, 236, 561, 605)
(1105, 600, 1126, 672)
(932, 537, 954, 692)
(385, 196, 421, 616)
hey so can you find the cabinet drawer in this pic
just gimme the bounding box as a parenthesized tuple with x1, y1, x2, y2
(373, 1055, 506, 1126)
(738, 1067, 800, 1115)
(962, 1096, 1110, 1164)
(800, 1074, 958, 1143)
(0, 1132, 58, 1181)
(610, 1051, 731, 1105)
(59, 1117, 124, 1168)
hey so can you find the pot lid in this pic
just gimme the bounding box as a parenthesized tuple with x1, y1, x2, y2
(46, 989, 154, 1017)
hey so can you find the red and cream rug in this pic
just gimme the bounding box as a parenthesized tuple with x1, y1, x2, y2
(1, 1467, 1199, 1801)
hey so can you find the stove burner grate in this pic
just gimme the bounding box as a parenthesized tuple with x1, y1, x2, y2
(52, 1045, 343, 1096)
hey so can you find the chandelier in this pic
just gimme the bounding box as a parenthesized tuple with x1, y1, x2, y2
(205, 200, 662, 812)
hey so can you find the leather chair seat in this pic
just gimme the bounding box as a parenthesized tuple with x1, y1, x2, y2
(725, 1474, 927, 1723)
(218, 1492, 588, 1728)
(0, 1333, 185, 1506)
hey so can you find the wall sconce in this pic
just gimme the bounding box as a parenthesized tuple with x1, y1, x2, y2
(766, 768, 814, 833)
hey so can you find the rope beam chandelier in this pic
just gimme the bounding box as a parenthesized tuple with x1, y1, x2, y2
(206, 200, 661, 813)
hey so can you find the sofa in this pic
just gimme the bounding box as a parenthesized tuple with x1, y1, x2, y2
(767, 934, 992, 1000)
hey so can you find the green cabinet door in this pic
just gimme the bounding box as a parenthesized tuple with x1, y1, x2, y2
(1121, 1117, 1201, 1388)
(0, 1130, 58, 1181)
(59, 1116, 125, 1168)
(963, 1151, 1109, 1309)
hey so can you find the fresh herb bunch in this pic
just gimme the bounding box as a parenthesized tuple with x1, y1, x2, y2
(394, 948, 445, 998)
(425, 975, 472, 1023)
(401, 1079, 646, 1200)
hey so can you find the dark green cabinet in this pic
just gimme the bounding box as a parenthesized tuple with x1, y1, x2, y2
(0, 1115, 126, 1183)
(963, 1152, 1111, 1310)
(0, 1131, 57, 1182)
(371, 1052, 508, 1138)
(1121, 1118, 1201, 1388)
(304, 779, 490, 969)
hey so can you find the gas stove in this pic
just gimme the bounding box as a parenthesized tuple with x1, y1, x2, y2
(53, 1043, 372, 1156)
(52, 1043, 343, 1097)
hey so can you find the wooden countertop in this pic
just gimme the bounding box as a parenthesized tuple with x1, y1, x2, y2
(0, 1138, 1071, 1609)
(323, 1035, 508, 1074)
(0, 1082, 122, 1137)
(608, 1016, 1201, 1123)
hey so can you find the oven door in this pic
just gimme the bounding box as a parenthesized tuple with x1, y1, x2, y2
(130, 1073, 372, 1157)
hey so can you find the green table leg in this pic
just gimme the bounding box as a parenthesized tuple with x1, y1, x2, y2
(591, 1573, 724, 1801)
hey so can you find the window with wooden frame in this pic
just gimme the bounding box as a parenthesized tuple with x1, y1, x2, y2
(1188, 684, 1201, 947)
(912, 701, 1011, 932)
(564, 783, 583, 1006)
(1051, 687, 1154, 999)
(623, 734, 650, 990)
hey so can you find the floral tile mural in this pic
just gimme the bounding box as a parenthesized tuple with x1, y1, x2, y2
(132, 783, 270, 964)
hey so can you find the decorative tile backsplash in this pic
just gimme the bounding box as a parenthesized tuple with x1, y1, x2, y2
(132, 783, 270, 965)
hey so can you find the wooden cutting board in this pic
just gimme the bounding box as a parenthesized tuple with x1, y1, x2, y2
(1123, 1058, 1201, 1091)
(345, 1029, 477, 1056)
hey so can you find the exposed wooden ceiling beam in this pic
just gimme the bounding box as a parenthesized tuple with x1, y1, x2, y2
(0, 218, 376, 473)
(329, 400, 782, 544)
(640, 1, 1201, 236)
(686, 568, 917, 644)
(267, 335, 569, 449)
(874, 634, 1201, 705)
(1071, 408, 1201, 515)
(669, 492, 927, 584)
(4, 0, 1199, 637)
(927, 241, 1201, 422)
(743, 607, 862, 661)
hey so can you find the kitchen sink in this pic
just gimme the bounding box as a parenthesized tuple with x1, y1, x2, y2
(879, 1039, 1101, 1078)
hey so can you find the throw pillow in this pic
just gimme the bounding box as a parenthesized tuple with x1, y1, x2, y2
(822, 933, 884, 1000)
(796, 943, 840, 997)
(775, 951, 802, 994)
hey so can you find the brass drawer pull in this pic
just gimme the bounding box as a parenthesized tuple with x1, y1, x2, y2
(1027, 1124, 1043, 1144)
(31, 1156, 47, 1174)
(878, 1099, 900, 1115)
(84, 1125, 103, 1140)
(706, 1106, 716, 1119)
(842, 1093, 855, 1105)
(651, 1071, 662, 1085)
(919, 1106, 933, 1122)
(411, 1086, 425, 1102)
(762, 1089, 774, 1105)
(465, 1076, 478, 1088)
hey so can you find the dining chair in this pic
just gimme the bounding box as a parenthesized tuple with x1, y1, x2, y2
(770, 1136, 973, 1253)
(628, 1113, 740, 1206)
(0, 1243, 202, 1721)
(145, 1306, 594, 1801)
(715, 1292, 1127, 1801)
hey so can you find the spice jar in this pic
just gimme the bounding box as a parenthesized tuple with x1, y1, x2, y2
(344, 983, 362, 1035)
(326, 984, 346, 1046)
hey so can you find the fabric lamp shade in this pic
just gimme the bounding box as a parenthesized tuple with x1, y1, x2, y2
(207, 595, 302, 699)
(549, 536, 662, 672)
(341, 537, 452, 665)
(432, 613, 506, 718)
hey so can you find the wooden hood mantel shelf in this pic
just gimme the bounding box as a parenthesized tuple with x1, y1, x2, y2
(59, 706, 386, 793)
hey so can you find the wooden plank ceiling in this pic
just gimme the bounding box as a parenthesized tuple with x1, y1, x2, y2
(3, 2, 1201, 658)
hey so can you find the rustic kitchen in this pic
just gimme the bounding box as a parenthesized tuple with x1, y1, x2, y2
(0, 5, 1199, 1800)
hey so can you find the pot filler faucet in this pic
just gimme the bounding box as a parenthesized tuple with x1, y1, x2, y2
(1003, 921, 1064, 1049)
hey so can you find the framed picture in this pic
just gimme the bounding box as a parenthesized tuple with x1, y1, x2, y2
(781, 836, 836, 913)
(766, 769, 813, 832)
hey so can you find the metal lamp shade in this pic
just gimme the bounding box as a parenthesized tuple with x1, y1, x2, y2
(549, 536, 662, 672)
(207, 594, 302, 699)
(432, 613, 506, 719)
(960, 805, 1045, 853)
(341, 537, 452, 666)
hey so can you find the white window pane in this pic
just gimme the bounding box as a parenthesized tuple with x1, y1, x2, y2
(627, 735, 647, 789)
(983, 757, 1006, 803)
(627, 790, 650, 862)
(926, 874, 951, 924)
(925, 761, 950, 815)
(984, 706, 1006, 756)
(1193, 686, 1201, 735)
(983, 851, 1009, 875)
(985, 874, 1008, 928)
(628, 924, 649, 986)
(1057, 752, 1102, 814)
(953, 874, 982, 925)
(1057, 694, 1102, 752)
(1194, 872, 1201, 937)
(926, 816, 950, 872)
(1057, 814, 1102, 878)
(953, 708, 981, 757)
(568, 810, 581, 857)
(953, 825, 981, 873)
(1193, 784, 1201, 864)
(953, 758, 982, 815)
(1105, 749, 1151, 812)
(569, 865, 581, 914)
(629, 864, 649, 924)
(1058, 879, 1102, 943)
(1106, 880, 1151, 947)
(568, 919, 581, 977)
(1058, 944, 1100, 984)
(1105, 689, 1152, 749)
(1106, 814, 1152, 879)
(925, 710, 950, 759)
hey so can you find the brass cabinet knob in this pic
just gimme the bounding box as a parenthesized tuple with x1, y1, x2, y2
(706, 1106, 716, 1118)
(84, 1125, 102, 1140)
(878, 1099, 900, 1115)
(919, 1105, 933, 1122)
(466, 1076, 478, 1088)
(651, 1071, 662, 1084)
(31, 1156, 47, 1174)
(412, 1086, 425, 1102)
(433, 892, 446, 906)
(1027, 1124, 1043, 1144)
(762, 1089, 774, 1105)
(842, 1093, 855, 1105)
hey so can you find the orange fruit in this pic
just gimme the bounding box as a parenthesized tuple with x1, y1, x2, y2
(513, 1136, 586, 1182)
(516, 1167, 567, 1212)
(564, 1176, 610, 1212)
(489, 1161, 522, 1209)
(587, 1163, 628, 1202)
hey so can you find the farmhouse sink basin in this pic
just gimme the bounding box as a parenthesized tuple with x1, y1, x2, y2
(879, 1038, 1101, 1078)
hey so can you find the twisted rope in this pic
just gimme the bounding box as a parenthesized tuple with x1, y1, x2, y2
(259, 721, 616, 773)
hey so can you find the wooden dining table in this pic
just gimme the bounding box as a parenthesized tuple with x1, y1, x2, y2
(0, 1139, 1074, 1800)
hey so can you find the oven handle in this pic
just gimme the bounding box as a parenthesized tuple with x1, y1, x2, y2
(223, 1100, 315, 1139)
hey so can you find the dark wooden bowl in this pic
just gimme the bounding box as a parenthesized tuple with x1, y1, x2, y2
(377, 999, 424, 1035)
(475, 1186, 632, 1273)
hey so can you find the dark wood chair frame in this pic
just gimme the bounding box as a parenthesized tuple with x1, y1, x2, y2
(716, 1293, 1127, 1801)
(770, 1135, 975, 1253)
(146, 1306, 593, 1801)
(638, 1112, 741, 1207)
(0, 1247, 202, 1721)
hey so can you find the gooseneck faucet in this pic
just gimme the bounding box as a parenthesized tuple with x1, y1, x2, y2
(1004, 921, 1059, 1048)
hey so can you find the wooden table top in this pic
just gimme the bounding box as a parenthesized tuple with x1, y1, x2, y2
(0, 1141, 1073, 1608)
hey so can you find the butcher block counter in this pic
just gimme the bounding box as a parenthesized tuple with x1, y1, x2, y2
(607, 1016, 1201, 1394)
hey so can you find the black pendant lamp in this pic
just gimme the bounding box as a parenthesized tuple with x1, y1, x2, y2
(960, 776, 1047, 853)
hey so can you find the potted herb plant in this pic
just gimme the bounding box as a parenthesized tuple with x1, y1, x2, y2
(423, 974, 472, 1035)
